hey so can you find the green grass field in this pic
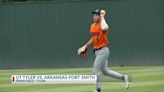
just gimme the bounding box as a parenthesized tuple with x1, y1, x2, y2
(0, 66, 164, 92)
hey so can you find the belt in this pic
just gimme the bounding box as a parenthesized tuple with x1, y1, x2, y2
(94, 46, 106, 52)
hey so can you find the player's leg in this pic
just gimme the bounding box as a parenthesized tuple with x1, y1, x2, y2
(99, 47, 123, 79)
(102, 59, 124, 80)
(92, 54, 107, 92)
(101, 58, 130, 89)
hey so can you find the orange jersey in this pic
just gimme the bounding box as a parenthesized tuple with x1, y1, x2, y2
(90, 23, 109, 49)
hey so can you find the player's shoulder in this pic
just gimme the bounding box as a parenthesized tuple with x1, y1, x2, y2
(90, 23, 94, 31)
(90, 23, 95, 26)
(90, 23, 95, 28)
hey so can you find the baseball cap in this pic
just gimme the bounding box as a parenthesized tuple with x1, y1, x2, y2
(92, 9, 101, 15)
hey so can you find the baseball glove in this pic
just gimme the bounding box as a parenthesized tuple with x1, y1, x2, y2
(78, 45, 88, 58)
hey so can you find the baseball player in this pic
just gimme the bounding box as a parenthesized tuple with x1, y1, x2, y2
(78, 9, 129, 92)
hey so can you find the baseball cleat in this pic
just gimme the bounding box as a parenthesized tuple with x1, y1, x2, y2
(124, 75, 130, 89)
(94, 88, 101, 92)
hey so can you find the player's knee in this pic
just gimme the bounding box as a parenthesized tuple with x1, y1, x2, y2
(92, 71, 99, 75)
(92, 67, 101, 75)
(102, 69, 108, 76)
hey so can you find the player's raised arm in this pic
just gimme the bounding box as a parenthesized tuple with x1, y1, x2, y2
(100, 10, 109, 31)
